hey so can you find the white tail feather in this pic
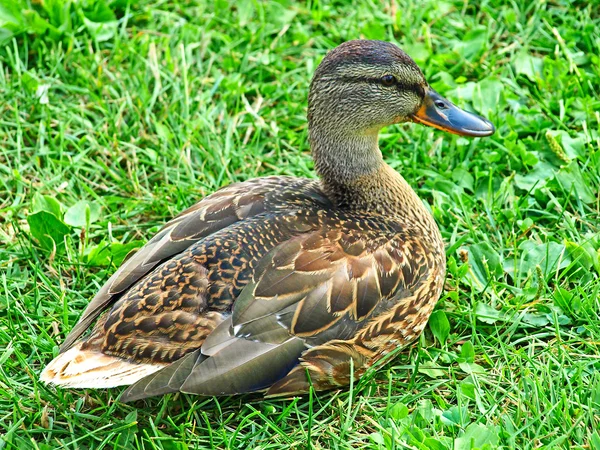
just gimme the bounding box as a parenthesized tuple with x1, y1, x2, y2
(40, 344, 164, 389)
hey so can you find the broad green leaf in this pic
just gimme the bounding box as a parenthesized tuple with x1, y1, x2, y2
(428, 310, 450, 345)
(83, 17, 117, 41)
(265, 1, 297, 28)
(454, 27, 487, 61)
(369, 432, 385, 446)
(475, 303, 506, 324)
(115, 410, 138, 448)
(467, 242, 502, 292)
(459, 362, 486, 374)
(32, 193, 64, 217)
(407, 425, 426, 445)
(86, 240, 143, 267)
(423, 438, 449, 450)
(416, 399, 436, 422)
(566, 240, 600, 273)
(460, 381, 476, 400)
(82, 0, 116, 23)
(519, 218, 534, 232)
(23, 9, 60, 38)
(591, 431, 600, 450)
(454, 422, 499, 450)
(504, 241, 571, 281)
(471, 78, 504, 117)
(514, 160, 555, 191)
(27, 210, 70, 252)
(402, 42, 429, 66)
(521, 312, 550, 327)
(125, 410, 137, 424)
(552, 287, 577, 314)
(450, 78, 505, 118)
(440, 406, 467, 427)
(452, 167, 474, 192)
(460, 341, 475, 362)
(449, 82, 475, 104)
(0, 2, 25, 40)
(418, 361, 445, 379)
(64, 200, 101, 227)
(430, 71, 457, 92)
(0, 26, 13, 44)
(81, 0, 118, 42)
(42, 0, 71, 29)
(236, 0, 254, 26)
(514, 51, 543, 81)
(388, 402, 409, 421)
(556, 162, 596, 204)
(546, 130, 585, 160)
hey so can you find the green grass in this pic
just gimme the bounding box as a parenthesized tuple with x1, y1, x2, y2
(1, 0, 599, 448)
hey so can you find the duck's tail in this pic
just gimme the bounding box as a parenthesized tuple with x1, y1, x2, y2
(40, 344, 163, 389)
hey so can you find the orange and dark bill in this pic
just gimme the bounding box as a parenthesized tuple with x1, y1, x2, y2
(411, 88, 495, 137)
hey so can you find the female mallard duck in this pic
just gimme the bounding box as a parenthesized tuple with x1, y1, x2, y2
(41, 40, 494, 401)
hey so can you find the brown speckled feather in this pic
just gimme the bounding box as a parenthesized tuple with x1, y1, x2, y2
(60, 177, 329, 352)
(120, 210, 444, 400)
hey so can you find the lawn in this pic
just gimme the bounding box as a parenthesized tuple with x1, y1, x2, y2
(1, 0, 599, 448)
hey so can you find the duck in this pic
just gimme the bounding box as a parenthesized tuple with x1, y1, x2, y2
(41, 40, 494, 401)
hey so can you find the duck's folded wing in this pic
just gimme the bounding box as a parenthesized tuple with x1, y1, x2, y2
(60, 177, 324, 352)
(121, 219, 427, 401)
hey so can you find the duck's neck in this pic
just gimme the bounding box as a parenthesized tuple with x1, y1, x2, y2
(309, 128, 431, 221)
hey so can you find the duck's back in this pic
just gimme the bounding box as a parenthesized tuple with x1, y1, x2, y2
(41, 175, 444, 400)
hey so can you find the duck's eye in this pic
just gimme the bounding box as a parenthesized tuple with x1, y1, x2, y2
(381, 75, 396, 87)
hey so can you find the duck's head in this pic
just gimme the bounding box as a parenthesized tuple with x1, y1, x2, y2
(308, 40, 495, 138)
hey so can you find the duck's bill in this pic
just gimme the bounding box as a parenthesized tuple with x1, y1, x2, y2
(411, 89, 495, 137)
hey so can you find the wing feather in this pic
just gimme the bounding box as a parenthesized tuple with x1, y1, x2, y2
(60, 177, 325, 352)
(127, 217, 430, 399)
